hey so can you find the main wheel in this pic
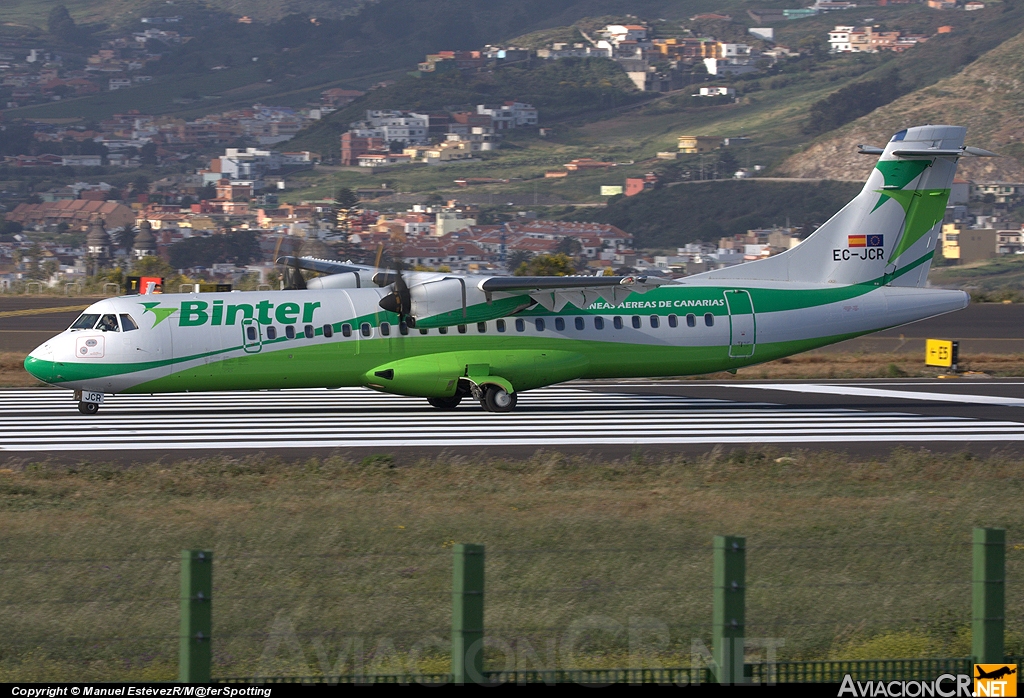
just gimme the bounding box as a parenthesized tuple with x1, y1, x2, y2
(78, 401, 99, 415)
(427, 396, 462, 410)
(482, 386, 517, 413)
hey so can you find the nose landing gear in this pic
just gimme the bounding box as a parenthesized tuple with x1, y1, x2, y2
(78, 401, 99, 415)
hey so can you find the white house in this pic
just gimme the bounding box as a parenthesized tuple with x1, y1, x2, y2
(698, 86, 736, 97)
(829, 26, 855, 52)
(61, 155, 103, 167)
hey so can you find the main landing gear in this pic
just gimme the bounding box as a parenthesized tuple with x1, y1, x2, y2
(78, 401, 99, 415)
(425, 382, 518, 413)
(481, 385, 517, 413)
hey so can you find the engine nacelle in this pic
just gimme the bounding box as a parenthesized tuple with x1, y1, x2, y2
(305, 270, 377, 290)
(406, 278, 531, 328)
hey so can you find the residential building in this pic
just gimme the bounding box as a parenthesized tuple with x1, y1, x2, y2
(340, 133, 386, 167)
(61, 155, 103, 167)
(965, 1, 986, 9)
(7, 200, 136, 230)
(625, 173, 658, 196)
(357, 153, 412, 167)
(941, 224, 998, 263)
(476, 102, 537, 129)
(698, 86, 736, 97)
(972, 182, 1022, 204)
(349, 110, 429, 146)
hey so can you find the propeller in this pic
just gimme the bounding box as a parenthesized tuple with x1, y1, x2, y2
(378, 252, 414, 326)
(283, 256, 307, 290)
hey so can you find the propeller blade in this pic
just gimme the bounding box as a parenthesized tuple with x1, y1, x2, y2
(378, 250, 413, 324)
(283, 257, 307, 290)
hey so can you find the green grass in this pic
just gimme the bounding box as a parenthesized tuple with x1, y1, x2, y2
(0, 448, 1021, 680)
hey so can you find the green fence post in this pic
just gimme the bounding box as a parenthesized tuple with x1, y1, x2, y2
(972, 528, 1005, 664)
(179, 549, 213, 683)
(713, 535, 746, 684)
(452, 543, 485, 685)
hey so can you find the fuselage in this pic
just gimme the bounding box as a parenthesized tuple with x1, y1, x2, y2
(24, 279, 969, 397)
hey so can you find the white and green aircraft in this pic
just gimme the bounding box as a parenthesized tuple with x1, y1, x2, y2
(26, 125, 990, 414)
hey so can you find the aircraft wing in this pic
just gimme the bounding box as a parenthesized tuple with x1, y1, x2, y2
(478, 274, 672, 312)
(276, 256, 369, 275)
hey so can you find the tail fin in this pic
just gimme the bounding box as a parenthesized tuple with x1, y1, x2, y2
(702, 125, 965, 288)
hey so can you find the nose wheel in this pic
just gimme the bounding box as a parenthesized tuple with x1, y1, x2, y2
(481, 385, 516, 413)
(78, 401, 99, 415)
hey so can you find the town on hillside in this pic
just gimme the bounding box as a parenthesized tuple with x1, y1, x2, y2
(1, 2, 1020, 293)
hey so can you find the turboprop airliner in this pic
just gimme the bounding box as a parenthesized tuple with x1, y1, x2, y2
(25, 125, 992, 414)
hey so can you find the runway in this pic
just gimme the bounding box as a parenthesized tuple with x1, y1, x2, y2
(4, 380, 1024, 458)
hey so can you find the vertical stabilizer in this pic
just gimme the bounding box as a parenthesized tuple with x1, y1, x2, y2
(700, 125, 965, 288)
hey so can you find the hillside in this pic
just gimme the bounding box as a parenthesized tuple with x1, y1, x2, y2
(1, 0, 366, 26)
(286, 58, 646, 156)
(569, 180, 862, 248)
(778, 7, 1024, 181)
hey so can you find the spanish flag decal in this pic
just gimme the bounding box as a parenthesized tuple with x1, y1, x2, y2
(848, 235, 867, 248)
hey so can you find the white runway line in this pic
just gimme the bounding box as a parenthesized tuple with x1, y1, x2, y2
(715, 383, 1024, 407)
(1, 387, 1023, 451)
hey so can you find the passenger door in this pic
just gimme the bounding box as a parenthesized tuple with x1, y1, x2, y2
(724, 290, 756, 358)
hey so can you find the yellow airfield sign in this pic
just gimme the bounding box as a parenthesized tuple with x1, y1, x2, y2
(925, 339, 958, 369)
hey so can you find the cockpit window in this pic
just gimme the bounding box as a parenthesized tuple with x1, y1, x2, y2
(97, 314, 120, 332)
(70, 314, 100, 330)
(119, 314, 139, 331)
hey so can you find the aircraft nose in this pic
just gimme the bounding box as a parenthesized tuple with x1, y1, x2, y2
(24, 343, 55, 384)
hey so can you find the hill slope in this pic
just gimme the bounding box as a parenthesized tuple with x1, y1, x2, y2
(778, 21, 1024, 181)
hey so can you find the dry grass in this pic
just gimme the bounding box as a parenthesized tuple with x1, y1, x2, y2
(0, 353, 44, 388)
(0, 449, 1021, 681)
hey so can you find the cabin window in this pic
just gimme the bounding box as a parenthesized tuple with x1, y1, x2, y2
(575, 317, 585, 331)
(668, 314, 678, 328)
(246, 326, 257, 341)
(477, 322, 487, 333)
(360, 322, 371, 337)
(323, 324, 333, 338)
(686, 314, 696, 328)
(380, 322, 390, 337)
(119, 314, 139, 332)
(650, 315, 659, 329)
(438, 326, 448, 334)
(70, 314, 100, 330)
(555, 317, 565, 331)
(631, 316, 641, 329)
(342, 323, 352, 338)
(594, 316, 605, 330)
(535, 318, 545, 332)
(266, 326, 277, 340)
(419, 328, 429, 335)
(285, 325, 295, 339)
(704, 313, 715, 327)
(304, 325, 314, 339)
(613, 316, 623, 330)
(97, 314, 120, 332)
(457, 324, 467, 334)
(399, 322, 409, 335)
(497, 319, 506, 333)
(515, 319, 525, 332)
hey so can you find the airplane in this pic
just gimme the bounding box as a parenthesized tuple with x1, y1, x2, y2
(975, 666, 1016, 681)
(25, 124, 994, 415)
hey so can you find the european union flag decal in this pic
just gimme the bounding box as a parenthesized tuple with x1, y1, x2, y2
(867, 234, 884, 247)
